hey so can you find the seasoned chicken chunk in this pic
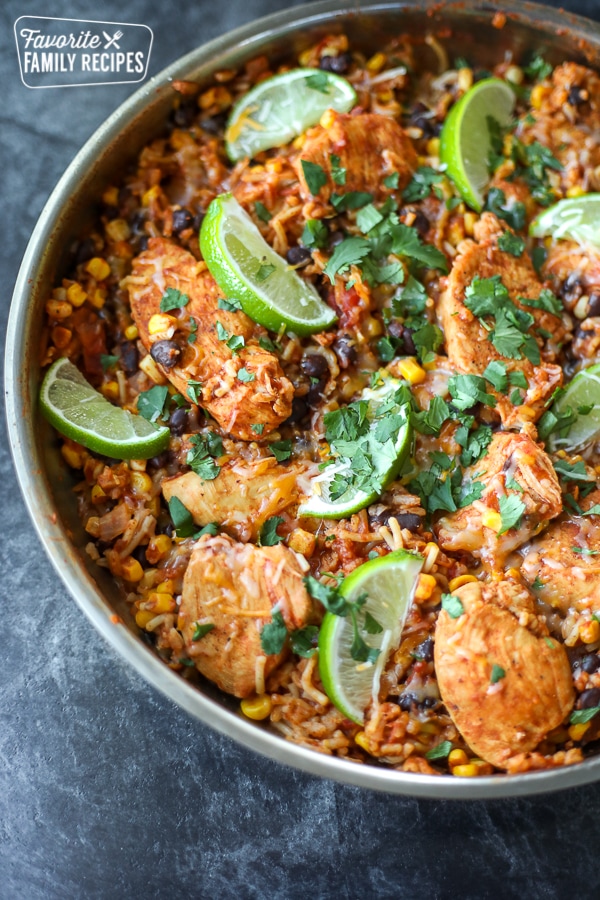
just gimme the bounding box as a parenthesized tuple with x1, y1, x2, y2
(517, 63, 600, 194)
(435, 580, 574, 768)
(179, 534, 312, 697)
(436, 432, 562, 569)
(295, 111, 417, 205)
(125, 238, 294, 440)
(521, 489, 600, 615)
(162, 456, 308, 542)
(438, 213, 565, 425)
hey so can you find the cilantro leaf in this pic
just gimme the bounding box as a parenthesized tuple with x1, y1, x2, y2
(392, 276, 427, 317)
(570, 707, 600, 725)
(356, 203, 384, 234)
(192, 622, 215, 642)
(137, 385, 170, 423)
(520, 288, 562, 316)
(303, 574, 350, 616)
(402, 165, 443, 202)
(389, 222, 448, 272)
(187, 380, 202, 404)
(364, 612, 383, 634)
(324, 237, 371, 283)
(411, 322, 444, 364)
(482, 360, 508, 393)
(490, 664, 506, 684)
(301, 159, 327, 195)
(254, 201, 271, 223)
(330, 191, 373, 211)
(458, 424, 493, 467)
(537, 404, 578, 442)
(218, 296, 243, 312)
(167, 496, 197, 538)
(305, 71, 330, 93)
(448, 374, 497, 410)
(259, 516, 285, 546)
(497, 232, 525, 257)
(441, 593, 464, 619)
(330, 153, 347, 185)
(464, 274, 510, 318)
(485, 188, 526, 231)
(251, 423, 265, 436)
(383, 172, 399, 189)
(531, 245, 547, 275)
(256, 263, 276, 282)
(290, 625, 319, 658)
(525, 55, 552, 81)
(301, 219, 328, 250)
(260, 611, 288, 655)
(100, 354, 119, 371)
(216, 321, 229, 342)
(258, 336, 280, 353)
(349, 605, 381, 665)
(237, 367, 255, 383)
(425, 740, 453, 761)
(188, 317, 198, 344)
(498, 494, 526, 534)
(160, 287, 190, 312)
(270, 440, 292, 462)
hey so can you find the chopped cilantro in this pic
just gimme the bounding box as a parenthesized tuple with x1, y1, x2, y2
(446, 196, 462, 211)
(259, 336, 280, 353)
(537, 403, 578, 442)
(520, 288, 562, 317)
(544, 637, 554, 649)
(402, 165, 444, 203)
(487, 115, 506, 174)
(490, 664, 506, 684)
(187, 380, 202, 404)
(324, 237, 371, 283)
(195, 522, 219, 537)
(392, 276, 427, 317)
(304, 575, 349, 615)
(509, 370, 528, 389)
(498, 494, 526, 534)
(511, 139, 561, 206)
(254, 201, 271, 223)
(301, 159, 327, 195)
(167, 495, 197, 538)
(251, 423, 265, 436)
(270, 440, 292, 462)
(570, 707, 600, 725)
(553, 458, 592, 483)
(330, 153, 347, 185)
(505, 475, 524, 493)
(100, 354, 119, 371)
(259, 516, 285, 546)
(448, 374, 497, 410)
(411, 396, 451, 436)
(532, 576, 545, 591)
(218, 296, 243, 312)
(137, 385, 170, 423)
(485, 188, 526, 231)
(388, 222, 447, 272)
(301, 219, 328, 250)
(188, 316, 198, 344)
(255, 263, 276, 282)
(525, 55, 552, 81)
(531, 245, 547, 275)
(411, 322, 444, 364)
(187, 433, 222, 481)
(216, 321, 229, 342)
(305, 70, 330, 93)
(482, 360, 508, 393)
(497, 232, 525, 257)
(425, 740, 453, 761)
(192, 622, 215, 642)
(331, 191, 374, 212)
(237, 367, 255, 383)
(510, 388, 524, 406)
(290, 625, 319, 658)
(383, 172, 400, 189)
(356, 203, 384, 234)
(260, 610, 288, 655)
(572, 547, 599, 556)
(364, 612, 383, 635)
(458, 424, 493, 467)
(376, 336, 396, 363)
(441, 593, 464, 619)
(584, 505, 600, 517)
(160, 287, 190, 312)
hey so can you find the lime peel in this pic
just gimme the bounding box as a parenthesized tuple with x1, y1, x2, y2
(547, 363, 600, 453)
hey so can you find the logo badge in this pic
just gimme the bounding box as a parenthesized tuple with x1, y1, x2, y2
(14, 16, 153, 88)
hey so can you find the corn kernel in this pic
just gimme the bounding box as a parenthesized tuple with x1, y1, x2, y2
(354, 731, 371, 752)
(362, 315, 383, 338)
(153, 535, 172, 558)
(240, 694, 272, 720)
(463, 212, 477, 236)
(148, 592, 175, 614)
(481, 509, 502, 531)
(88, 288, 106, 310)
(129, 459, 147, 472)
(52, 326, 72, 350)
(457, 68, 473, 93)
(287, 528, 317, 557)
(61, 443, 85, 469)
(147, 496, 161, 517)
(505, 65, 524, 85)
(148, 313, 177, 335)
(448, 574, 477, 592)
(102, 186, 119, 206)
(426, 137, 440, 156)
(139, 568, 158, 591)
(156, 579, 175, 595)
(91, 484, 106, 504)
(366, 52, 386, 73)
(452, 763, 480, 777)
(448, 748, 469, 768)
(85, 257, 111, 281)
(531, 84, 548, 109)
(100, 381, 120, 402)
(139, 354, 167, 384)
(568, 721, 591, 742)
(142, 185, 161, 207)
(105, 218, 131, 242)
(566, 185, 586, 199)
(121, 557, 144, 582)
(130, 471, 153, 496)
(579, 618, 600, 645)
(415, 573, 437, 601)
(124, 324, 139, 341)
(135, 609, 155, 629)
(397, 357, 427, 385)
(66, 283, 88, 307)
(320, 109, 336, 129)
(45, 299, 73, 320)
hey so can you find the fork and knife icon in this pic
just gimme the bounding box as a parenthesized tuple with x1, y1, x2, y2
(102, 29, 124, 49)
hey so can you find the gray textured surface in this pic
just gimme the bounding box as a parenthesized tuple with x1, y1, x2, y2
(3, 1, 600, 897)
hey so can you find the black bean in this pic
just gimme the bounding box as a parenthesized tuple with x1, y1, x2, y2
(332, 335, 357, 368)
(119, 341, 139, 375)
(285, 397, 309, 424)
(329, 230, 345, 249)
(387, 321, 404, 341)
(132, 545, 147, 565)
(286, 246, 312, 266)
(415, 637, 434, 662)
(305, 381, 327, 407)
(568, 85, 585, 106)
(587, 294, 600, 318)
(169, 406, 188, 435)
(151, 340, 181, 369)
(413, 210, 430, 237)
(301, 353, 329, 379)
(579, 687, 600, 709)
(138, 236, 149, 252)
(192, 212, 205, 232)
(319, 52, 351, 75)
(147, 452, 169, 471)
(172, 208, 194, 234)
(130, 211, 147, 235)
(582, 654, 600, 674)
(408, 102, 439, 137)
(396, 513, 423, 532)
(200, 112, 227, 134)
(561, 272, 583, 302)
(158, 521, 175, 537)
(170, 100, 196, 128)
(75, 237, 97, 265)
(397, 692, 417, 711)
(401, 327, 417, 357)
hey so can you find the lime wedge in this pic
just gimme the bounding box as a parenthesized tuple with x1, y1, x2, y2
(40, 357, 170, 459)
(530, 194, 600, 246)
(298, 375, 412, 519)
(225, 67, 356, 162)
(440, 77, 515, 211)
(318, 550, 424, 724)
(200, 192, 336, 335)
(546, 363, 600, 452)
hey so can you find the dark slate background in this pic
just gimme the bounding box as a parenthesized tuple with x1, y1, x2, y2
(3, 2, 600, 897)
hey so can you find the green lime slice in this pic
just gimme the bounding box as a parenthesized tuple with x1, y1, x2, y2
(40, 357, 170, 460)
(440, 77, 515, 211)
(530, 194, 600, 246)
(225, 67, 356, 162)
(298, 375, 412, 519)
(318, 550, 424, 724)
(547, 363, 600, 453)
(200, 192, 336, 335)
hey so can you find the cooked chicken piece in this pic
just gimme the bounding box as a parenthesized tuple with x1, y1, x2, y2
(517, 63, 600, 194)
(435, 580, 574, 768)
(179, 533, 312, 697)
(125, 237, 294, 440)
(521, 489, 600, 615)
(571, 317, 600, 363)
(162, 456, 308, 542)
(436, 431, 562, 570)
(295, 111, 417, 205)
(438, 212, 565, 425)
(543, 242, 600, 314)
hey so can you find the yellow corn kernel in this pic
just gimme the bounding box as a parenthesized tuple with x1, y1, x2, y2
(452, 763, 480, 777)
(415, 573, 437, 601)
(287, 528, 317, 557)
(457, 68, 473, 93)
(568, 721, 591, 742)
(130, 471, 153, 496)
(354, 731, 371, 752)
(397, 357, 427, 385)
(292, 134, 306, 150)
(566, 185, 586, 199)
(240, 694, 272, 720)
(151, 535, 172, 559)
(148, 313, 177, 335)
(91, 484, 106, 504)
(426, 137, 440, 157)
(142, 185, 161, 207)
(448, 748, 469, 768)
(320, 109, 336, 129)
(367, 52, 386, 73)
(419, 722, 441, 735)
(299, 48, 313, 66)
(505, 65, 524, 85)
(129, 459, 147, 472)
(448, 574, 477, 592)
(105, 218, 131, 242)
(88, 288, 106, 310)
(46, 299, 73, 320)
(139, 354, 167, 384)
(102, 185, 119, 206)
(85, 257, 111, 281)
(66, 282, 88, 307)
(463, 212, 477, 236)
(362, 315, 383, 338)
(266, 158, 283, 175)
(579, 618, 600, 645)
(147, 496, 161, 517)
(156, 579, 175, 595)
(121, 557, 144, 582)
(135, 609, 156, 629)
(124, 324, 139, 341)
(471, 759, 494, 775)
(100, 381, 120, 402)
(530, 84, 548, 109)
(481, 509, 502, 531)
(61, 443, 85, 469)
(148, 592, 175, 614)
(139, 568, 158, 591)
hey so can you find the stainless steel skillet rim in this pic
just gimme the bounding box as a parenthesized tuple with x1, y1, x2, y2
(6, 0, 600, 799)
